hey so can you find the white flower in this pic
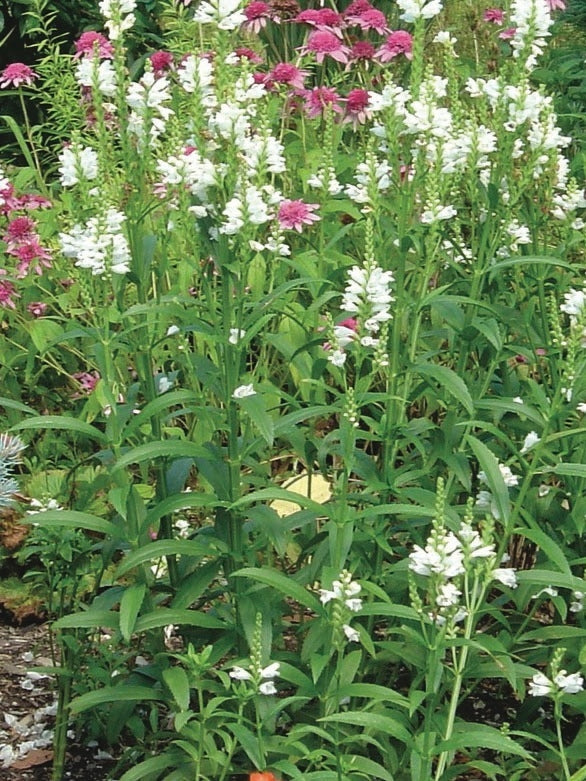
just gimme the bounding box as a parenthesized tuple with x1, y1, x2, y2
(436, 582, 461, 607)
(229, 328, 246, 345)
(409, 530, 465, 578)
(260, 662, 280, 679)
(478, 463, 519, 488)
(420, 204, 457, 224)
(75, 58, 117, 96)
(554, 671, 584, 694)
(259, 680, 277, 695)
(327, 349, 347, 367)
(232, 384, 256, 398)
(492, 568, 518, 589)
(459, 523, 495, 559)
(167, 325, 180, 336)
(532, 587, 558, 599)
(342, 264, 394, 333)
(396, 0, 443, 22)
(193, 0, 246, 30)
(528, 671, 554, 697)
(521, 431, 540, 453)
(58, 144, 99, 187)
(230, 666, 252, 680)
(343, 624, 360, 643)
(560, 288, 585, 318)
(99, 0, 137, 39)
(157, 375, 173, 394)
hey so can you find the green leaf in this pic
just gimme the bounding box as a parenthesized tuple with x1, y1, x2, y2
(237, 392, 274, 446)
(119, 755, 176, 781)
(232, 567, 322, 612)
(53, 609, 119, 630)
(413, 363, 474, 415)
(553, 463, 586, 478)
(516, 569, 585, 592)
(116, 540, 216, 577)
(145, 492, 221, 527)
(10, 416, 107, 443)
(466, 435, 511, 524)
(119, 584, 147, 642)
(25, 319, 63, 352)
(113, 441, 210, 471)
(432, 722, 533, 759)
(163, 667, 190, 712)
(513, 528, 571, 574)
(230, 487, 327, 515)
(134, 608, 227, 632)
(69, 685, 163, 714)
(319, 711, 411, 744)
(124, 390, 199, 438)
(0, 397, 37, 415)
(20, 510, 119, 537)
(486, 255, 576, 279)
(345, 755, 395, 781)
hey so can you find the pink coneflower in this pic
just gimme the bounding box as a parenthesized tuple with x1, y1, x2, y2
(149, 51, 174, 76)
(499, 27, 516, 39)
(375, 30, 413, 62)
(0, 63, 37, 89)
(74, 31, 114, 59)
(0, 272, 18, 308)
(278, 199, 320, 232)
(17, 194, 52, 210)
(483, 8, 505, 24)
(72, 371, 100, 395)
(268, 62, 308, 89)
(303, 86, 343, 118)
(300, 30, 350, 64)
(243, 1, 277, 32)
(349, 40, 376, 63)
(344, 0, 372, 17)
(344, 88, 371, 127)
(9, 240, 52, 277)
(295, 8, 344, 33)
(27, 301, 48, 317)
(234, 47, 264, 64)
(4, 216, 36, 242)
(546, 0, 565, 10)
(345, 7, 388, 34)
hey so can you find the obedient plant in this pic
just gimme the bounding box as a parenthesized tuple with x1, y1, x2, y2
(0, 0, 585, 778)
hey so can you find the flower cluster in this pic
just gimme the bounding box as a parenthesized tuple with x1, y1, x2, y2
(319, 570, 363, 644)
(60, 207, 131, 276)
(0, 434, 25, 508)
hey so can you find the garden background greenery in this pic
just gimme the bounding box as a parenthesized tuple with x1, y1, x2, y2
(0, 0, 585, 779)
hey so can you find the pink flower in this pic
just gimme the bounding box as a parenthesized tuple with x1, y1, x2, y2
(303, 86, 343, 118)
(295, 8, 343, 33)
(546, 0, 565, 10)
(499, 27, 516, 39)
(345, 7, 388, 33)
(375, 30, 413, 62)
(299, 30, 350, 64)
(149, 51, 174, 76)
(4, 216, 36, 242)
(344, 88, 371, 127)
(243, 1, 278, 32)
(268, 62, 308, 89)
(349, 40, 376, 63)
(234, 47, 264, 64)
(278, 200, 320, 232)
(483, 8, 505, 24)
(0, 271, 18, 308)
(74, 31, 114, 59)
(344, 0, 372, 17)
(72, 371, 100, 396)
(16, 194, 52, 211)
(27, 301, 48, 317)
(0, 63, 37, 89)
(9, 239, 52, 277)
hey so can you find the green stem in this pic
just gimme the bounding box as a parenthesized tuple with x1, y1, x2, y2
(555, 699, 572, 781)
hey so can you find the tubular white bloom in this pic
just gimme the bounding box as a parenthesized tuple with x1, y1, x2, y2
(99, 0, 137, 39)
(75, 58, 117, 96)
(58, 144, 99, 187)
(229, 665, 252, 680)
(209, 102, 251, 142)
(241, 134, 286, 175)
(492, 567, 519, 588)
(560, 288, 585, 318)
(193, 0, 246, 30)
(459, 523, 495, 559)
(259, 680, 277, 695)
(436, 582, 461, 607)
(521, 431, 540, 453)
(260, 662, 280, 679)
(229, 328, 246, 344)
(478, 463, 519, 487)
(409, 530, 465, 578)
(127, 72, 174, 120)
(327, 349, 347, 367)
(528, 671, 554, 697)
(420, 204, 457, 224)
(509, 0, 552, 69)
(343, 624, 360, 643)
(342, 264, 394, 333)
(177, 55, 215, 104)
(554, 671, 584, 694)
(60, 207, 131, 276)
(396, 0, 443, 22)
(232, 384, 256, 398)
